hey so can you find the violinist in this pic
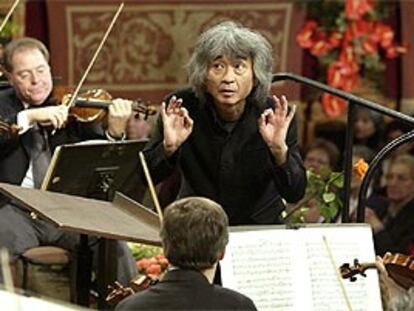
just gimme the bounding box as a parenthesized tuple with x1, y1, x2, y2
(375, 254, 414, 310)
(143, 21, 306, 226)
(116, 197, 257, 310)
(0, 37, 136, 286)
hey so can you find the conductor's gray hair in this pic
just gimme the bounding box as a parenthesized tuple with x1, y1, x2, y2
(187, 21, 274, 106)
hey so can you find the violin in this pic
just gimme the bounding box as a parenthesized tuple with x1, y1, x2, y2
(340, 253, 414, 290)
(0, 119, 21, 138)
(51, 87, 157, 124)
(106, 274, 160, 306)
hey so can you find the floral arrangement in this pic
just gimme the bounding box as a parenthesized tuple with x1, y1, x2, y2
(136, 254, 169, 277)
(296, 0, 407, 117)
(284, 158, 368, 223)
(128, 243, 169, 277)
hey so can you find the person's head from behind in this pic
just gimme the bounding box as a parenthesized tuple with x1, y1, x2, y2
(160, 197, 229, 270)
(187, 21, 273, 121)
(4, 37, 52, 106)
(353, 107, 385, 146)
(303, 138, 340, 174)
(385, 154, 414, 205)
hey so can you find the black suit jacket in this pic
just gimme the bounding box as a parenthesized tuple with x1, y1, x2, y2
(116, 269, 257, 310)
(0, 88, 104, 186)
(143, 88, 306, 225)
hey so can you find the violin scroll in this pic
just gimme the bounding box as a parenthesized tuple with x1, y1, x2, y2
(340, 253, 414, 290)
(340, 259, 372, 282)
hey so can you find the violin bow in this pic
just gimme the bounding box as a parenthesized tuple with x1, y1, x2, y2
(139, 151, 164, 225)
(66, 2, 124, 109)
(0, 0, 20, 34)
(322, 236, 353, 311)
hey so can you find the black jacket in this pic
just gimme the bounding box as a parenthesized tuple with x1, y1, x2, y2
(143, 88, 306, 225)
(116, 269, 257, 311)
(0, 88, 104, 186)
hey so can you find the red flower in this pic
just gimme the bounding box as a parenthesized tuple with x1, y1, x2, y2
(146, 264, 162, 276)
(386, 44, 409, 59)
(329, 32, 343, 48)
(296, 0, 408, 118)
(296, 20, 318, 49)
(136, 258, 151, 270)
(135, 254, 169, 277)
(322, 94, 347, 118)
(327, 61, 359, 91)
(362, 37, 378, 55)
(375, 23, 394, 49)
(310, 34, 333, 57)
(345, 0, 374, 20)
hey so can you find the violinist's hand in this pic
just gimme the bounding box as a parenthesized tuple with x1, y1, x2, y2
(365, 207, 384, 233)
(258, 95, 296, 165)
(24, 105, 69, 129)
(376, 254, 406, 306)
(108, 98, 132, 138)
(161, 96, 193, 157)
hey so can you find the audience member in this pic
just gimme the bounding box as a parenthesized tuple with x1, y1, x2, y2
(365, 154, 414, 256)
(303, 138, 340, 174)
(353, 107, 385, 152)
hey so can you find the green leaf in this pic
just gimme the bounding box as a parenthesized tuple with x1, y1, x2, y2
(322, 192, 336, 203)
(331, 173, 344, 188)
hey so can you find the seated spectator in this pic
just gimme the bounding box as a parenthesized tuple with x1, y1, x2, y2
(116, 197, 257, 310)
(293, 144, 372, 224)
(365, 154, 414, 256)
(290, 138, 339, 223)
(126, 111, 158, 140)
(303, 138, 340, 174)
(353, 107, 385, 153)
(379, 119, 414, 189)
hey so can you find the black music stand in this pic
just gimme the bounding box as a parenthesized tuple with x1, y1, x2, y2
(41, 139, 149, 203)
(39, 139, 152, 307)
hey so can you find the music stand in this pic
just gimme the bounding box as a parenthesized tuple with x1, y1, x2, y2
(39, 139, 153, 307)
(41, 139, 149, 203)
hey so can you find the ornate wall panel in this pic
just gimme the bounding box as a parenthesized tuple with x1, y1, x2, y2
(47, 1, 304, 104)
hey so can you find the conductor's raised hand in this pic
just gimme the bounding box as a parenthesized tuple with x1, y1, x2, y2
(258, 95, 296, 165)
(161, 96, 193, 156)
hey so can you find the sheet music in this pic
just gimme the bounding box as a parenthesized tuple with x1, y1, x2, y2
(221, 225, 382, 311)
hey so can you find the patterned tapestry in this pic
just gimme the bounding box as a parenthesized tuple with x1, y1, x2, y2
(47, 1, 304, 104)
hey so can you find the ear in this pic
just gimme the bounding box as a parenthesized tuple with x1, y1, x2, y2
(217, 248, 226, 261)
